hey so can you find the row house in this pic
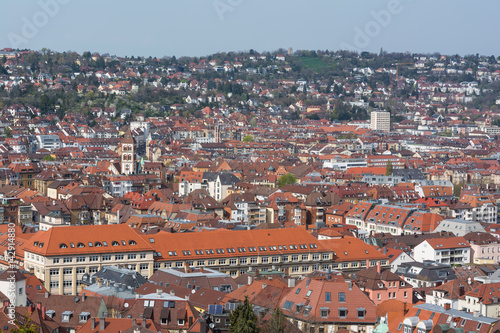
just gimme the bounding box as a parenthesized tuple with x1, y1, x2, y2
(459, 193, 498, 223)
(463, 232, 500, 263)
(280, 270, 377, 333)
(413, 237, 471, 265)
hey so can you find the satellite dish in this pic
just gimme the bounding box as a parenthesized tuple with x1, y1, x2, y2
(209, 323, 215, 328)
(124, 303, 129, 308)
(191, 289, 196, 294)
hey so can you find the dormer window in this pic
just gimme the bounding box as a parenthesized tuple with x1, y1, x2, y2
(59, 243, 68, 249)
(46, 310, 55, 319)
(79, 312, 90, 322)
(61, 311, 73, 322)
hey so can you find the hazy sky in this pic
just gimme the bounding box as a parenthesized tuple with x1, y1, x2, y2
(2, 0, 499, 58)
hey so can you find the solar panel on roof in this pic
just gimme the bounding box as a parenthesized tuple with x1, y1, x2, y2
(215, 305, 223, 315)
(208, 304, 216, 315)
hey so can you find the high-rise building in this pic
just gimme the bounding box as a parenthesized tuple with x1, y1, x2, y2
(370, 111, 391, 132)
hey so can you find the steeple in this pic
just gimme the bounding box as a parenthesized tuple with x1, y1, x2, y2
(121, 130, 136, 174)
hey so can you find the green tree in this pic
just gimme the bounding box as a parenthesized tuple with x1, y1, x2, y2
(243, 135, 254, 142)
(4, 127, 12, 138)
(9, 315, 38, 333)
(229, 296, 259, 333)
(278, 173, 298, 187)
(264, 307, 287, 333)
(454, 182, 464, 198)
(249, 117, 257, 127)
(385, 160, 393, 176)
(42, 155, 55, 162)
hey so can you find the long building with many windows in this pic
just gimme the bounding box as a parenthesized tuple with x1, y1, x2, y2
(23, 224, 389, 295)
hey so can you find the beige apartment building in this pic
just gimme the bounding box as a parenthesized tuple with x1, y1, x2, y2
(370, 111, 391, 132)
(23, 224, 155, 295)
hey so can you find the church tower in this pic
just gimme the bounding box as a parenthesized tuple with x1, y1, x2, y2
(121, 130, 136, 174)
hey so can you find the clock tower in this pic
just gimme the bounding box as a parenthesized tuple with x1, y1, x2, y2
(121, 130, 136, 175)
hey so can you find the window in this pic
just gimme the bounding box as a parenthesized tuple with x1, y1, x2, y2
(63, 268, 72, 275)
(63, 281, 72, 287)
(302, 254, 309, 261)
(229, 259, 237, 265)
(197, 260, 205, 266)
(357, 308, 365, 319)
(140, 253, 146, 259)
(320, 308, 329, 318)
(325, 292, 331, 302)
(302, 265, 309, 272)
(89, 255, 98, 262)
(240, 258, 247, 264)
(140, 264, 149, 270)
(339, 292, 346, 302)
(63, 257, 72, 263)
(76, 256, 85, 263)
(262, 257, 269, 264)
(102, 255, 111, 261)
(250, 257, 258, 264)
(339, 308, 347, 318)
(283, 301, 294, 310)
(292, 255, 299, 262)
(128, 254, 136, 260)
(115, 254, 124, 260)
(50, 281, 59, 288)
(50, 269, 59, 275)
(306, 290, 312, 297)
(76, 268, 85, 274)
(89, 267, 98, 274)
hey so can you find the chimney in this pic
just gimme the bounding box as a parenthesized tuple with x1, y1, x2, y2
(44, 291, 50, 299)
(170, 290, 175, 296)
(288, 278, 295, 288)
(185, 294, 190, 301)
(254, 269, 260, 277)
(383, 247, 387, 255)
(157, 289, 163, 297)
(262, 284, 267, 290)
(444, 303, 451, 310)
(377, 261, 381, 274)
(132, 318, 137, 326)
(97, 279, 102, 288)
(459, 285, 465, 297)
(99, 318, 105, 330)
(366, 259, 370, 268)
(184, 263, 191, 273)
(247, 275, 252, 286)
(142, 319, 146, 328)
(91, 318, 96, 330)
(348, 280, 352, 290)
(41, 306, 46, 320)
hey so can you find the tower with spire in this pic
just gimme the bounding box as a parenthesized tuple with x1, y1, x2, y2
(121, 130, 136, 174)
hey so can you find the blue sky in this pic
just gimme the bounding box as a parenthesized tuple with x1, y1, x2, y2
(1, 0, 499, 57)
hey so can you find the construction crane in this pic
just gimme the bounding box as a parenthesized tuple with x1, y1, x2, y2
(392, 63, 414, 80)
